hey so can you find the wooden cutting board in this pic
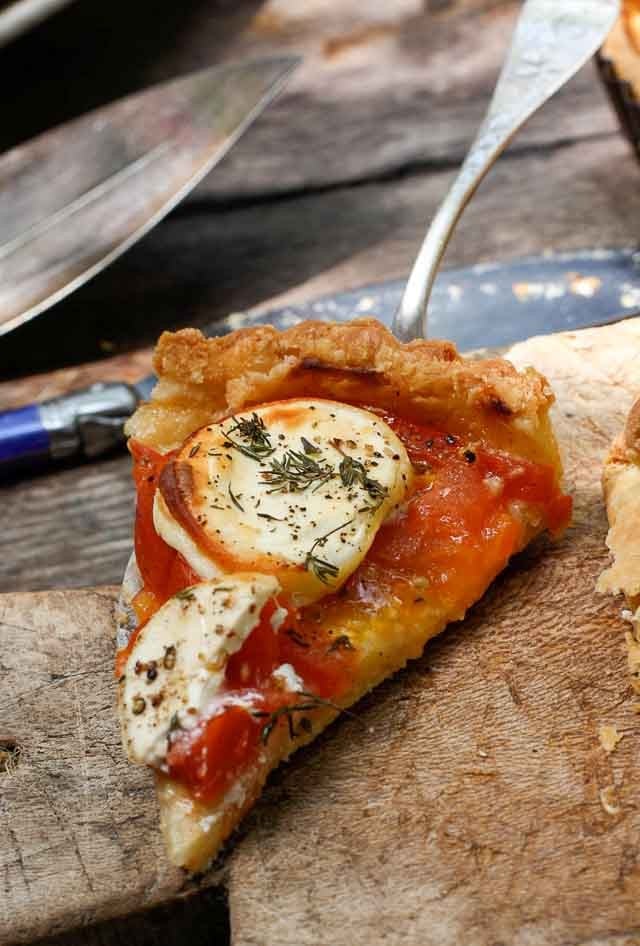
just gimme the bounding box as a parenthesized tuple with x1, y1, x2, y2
(3, 318, 640, 946)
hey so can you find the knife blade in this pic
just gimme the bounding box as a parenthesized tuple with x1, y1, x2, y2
(2, 250, 639, 477)
(0, 55, 299, 337)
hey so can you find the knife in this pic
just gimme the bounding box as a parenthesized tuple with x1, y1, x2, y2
(2, 249, 639, 475)
(0, 55, 298, 474)
(0, 55, 299, 337)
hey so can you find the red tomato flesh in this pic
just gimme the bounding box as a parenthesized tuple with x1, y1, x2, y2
(166, 704, 263, 803)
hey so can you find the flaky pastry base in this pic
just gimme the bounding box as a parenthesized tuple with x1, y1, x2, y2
(126, 319, 560, 468)
(123, 319, 566, 870)
(598, 396, 640, 692)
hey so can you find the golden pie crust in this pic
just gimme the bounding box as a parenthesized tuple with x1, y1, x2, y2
(126, 318, 560, 468)
(124, 318, 566, 871)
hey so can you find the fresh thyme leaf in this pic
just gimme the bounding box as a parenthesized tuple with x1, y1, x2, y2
(301, 436, 321, 455)
(338, 455, 359, 488)
(174, 587, 197, 601)
(257, 512, 285, 521)
(252, 690, 360, 745)
(305, 552, 340, 584)
(189, 442, 201, 458)
(228, 483, 245, 512)
(299, 690, 351, 713)
(252, 699, 331, 745)
(304, 518, 354, 584)
(261, 449, 334, 494)
(222, 412, 275, 461)
(338, 455, 388, 504)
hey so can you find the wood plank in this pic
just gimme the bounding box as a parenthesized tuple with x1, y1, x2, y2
(0, 0, 629, 381)
(1, 318, 640, 945)
(0, 456, 134, 594)
(32, 888, 229, 946)
(0, 589, 226, 945)
(0, 1, 617, 201)
(0, 351, 153, 413)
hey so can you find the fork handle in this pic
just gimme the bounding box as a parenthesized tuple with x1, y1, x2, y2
(393, 0, 620, 342)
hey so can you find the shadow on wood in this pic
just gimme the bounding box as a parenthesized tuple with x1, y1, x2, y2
(32, 888, 229, 946)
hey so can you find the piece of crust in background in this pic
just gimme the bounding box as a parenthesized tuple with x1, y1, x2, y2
(598, 395, 640, 692)
(122, 318, 567, 871)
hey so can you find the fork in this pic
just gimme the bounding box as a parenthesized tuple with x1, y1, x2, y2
(393, 0, 620, 342)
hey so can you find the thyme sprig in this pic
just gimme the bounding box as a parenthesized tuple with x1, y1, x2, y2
(337, 453, 388, 505)
(305, 550, 340, 584)
(222, 413, 275, 461)
(228, 483, 245, 512)
(252, 690, 356, 745)
(261, 449, 334, 494)
(252, 701, 319, 743)
(301, 436, 321, 455)
(304, 518, 354, 584)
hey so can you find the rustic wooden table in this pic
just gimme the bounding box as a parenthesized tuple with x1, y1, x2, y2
(1, 1, 640, 943)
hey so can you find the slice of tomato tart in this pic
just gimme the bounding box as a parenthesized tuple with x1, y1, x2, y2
(117, 318, 571, 871)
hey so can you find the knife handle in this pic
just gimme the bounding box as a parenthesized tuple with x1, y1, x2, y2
(0, 382, 140, 476)
(0, 403, 51, 466)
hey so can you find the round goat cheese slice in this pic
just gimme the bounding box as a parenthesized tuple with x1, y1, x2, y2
(154, 398, 412, 605)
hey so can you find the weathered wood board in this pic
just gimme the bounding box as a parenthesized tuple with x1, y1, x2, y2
(0, 1, 618, 201)
(0, 589, 226, 945)
(2, 317, 640, 945)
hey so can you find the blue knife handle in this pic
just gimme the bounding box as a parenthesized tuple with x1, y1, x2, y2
(0, 403, 50, 465)
(0, 382, 142, 477)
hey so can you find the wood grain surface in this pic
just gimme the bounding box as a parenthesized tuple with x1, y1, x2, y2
(2, 317, 640, 946)
(0, 588, 226, 944)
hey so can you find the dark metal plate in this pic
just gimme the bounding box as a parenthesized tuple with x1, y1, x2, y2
(209, 248, 640, 352)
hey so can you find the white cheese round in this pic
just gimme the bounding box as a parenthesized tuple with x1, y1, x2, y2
(154, 399, 412, 605)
